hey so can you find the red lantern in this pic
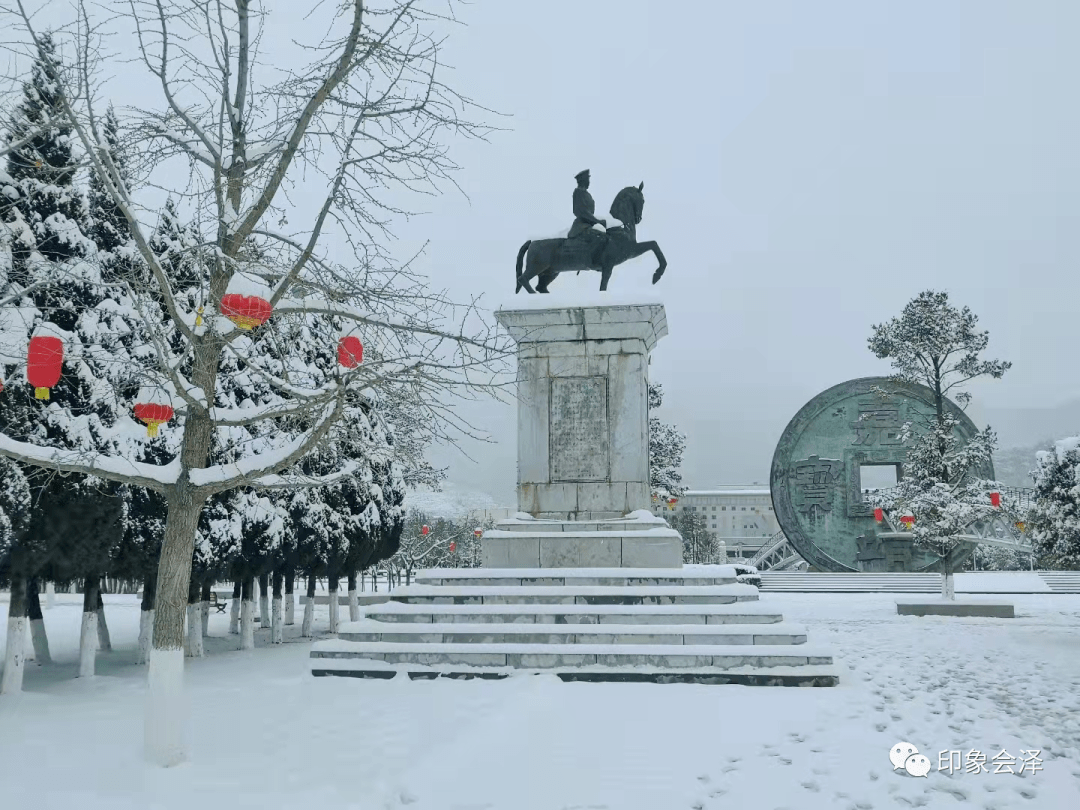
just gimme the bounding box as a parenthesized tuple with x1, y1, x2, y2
(873, 507, 884, 523)
(449, 541, 457, 553)
(219, 294, 272, 330)
(473, 529, 483, 538)
(27, 334, 63, 400)
(900, 515, 915, 529)
(133, 401, 175, 438)
(990, 492, 1001, 508)
(0, 377, 4, 394)
(421, 524, 430, 536)
(338, 336, 364, 368)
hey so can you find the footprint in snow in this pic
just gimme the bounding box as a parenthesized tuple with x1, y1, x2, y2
(801, 781, 820, 792)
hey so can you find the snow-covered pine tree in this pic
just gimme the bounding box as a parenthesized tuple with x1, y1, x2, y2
(0, 35, 143, 680)
(3, 32, 84, 278)
(1028, 436, 1080, 570)
(648, 382, 686, 502)
(673, 511, 716, 565)
(866, 290, 1010, 598)
(3, 3, 506, 764)
(85, 105, 133, 279)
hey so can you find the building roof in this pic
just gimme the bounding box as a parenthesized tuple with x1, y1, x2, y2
(682, 488, 771, 497)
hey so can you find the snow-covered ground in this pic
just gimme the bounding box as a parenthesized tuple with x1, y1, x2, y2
(2, 592, 1079, 810)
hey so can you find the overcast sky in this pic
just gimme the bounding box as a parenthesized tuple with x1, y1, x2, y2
(391, 0, 1079, 504)
(23, 1, 1080, 506)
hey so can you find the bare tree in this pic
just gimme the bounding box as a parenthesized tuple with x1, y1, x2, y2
(1, 0, 508, 764)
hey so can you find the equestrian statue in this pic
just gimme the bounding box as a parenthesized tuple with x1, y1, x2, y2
(514, 169, 667, 293)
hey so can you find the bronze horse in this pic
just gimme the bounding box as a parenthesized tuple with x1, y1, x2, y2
(514, 183, 667, 293)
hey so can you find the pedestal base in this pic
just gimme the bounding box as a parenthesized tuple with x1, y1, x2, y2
(896, 601, 1015, 618)
(481, 510, 683, 569)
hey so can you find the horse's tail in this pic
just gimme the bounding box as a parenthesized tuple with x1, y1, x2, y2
(514, 240, 532, 293)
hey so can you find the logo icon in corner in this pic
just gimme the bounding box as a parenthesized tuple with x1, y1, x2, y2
(890, 742, 930, 777)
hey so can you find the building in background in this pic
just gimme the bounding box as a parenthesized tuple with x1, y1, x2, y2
(654, 486, 779, 559)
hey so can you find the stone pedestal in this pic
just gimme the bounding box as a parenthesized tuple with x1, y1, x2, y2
(487, 302, 681, 568)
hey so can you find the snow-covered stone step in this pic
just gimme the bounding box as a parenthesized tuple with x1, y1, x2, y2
(414, 566, 739, 587)
(337, 619, 808, 646)
(363, 601, 784, 625)
(389, 583, 759, 606)
(310, 640, 833, 668)
(1040, 572, 1080, 593)
(759, 573, 943, 592)
(309, 658, 840, 687)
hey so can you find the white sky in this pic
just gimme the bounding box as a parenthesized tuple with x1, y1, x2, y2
(17, 0, 1080, 505)
(403, 0, 1080, 503)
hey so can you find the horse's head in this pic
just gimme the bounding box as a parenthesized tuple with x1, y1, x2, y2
(609, 183, 644, 227)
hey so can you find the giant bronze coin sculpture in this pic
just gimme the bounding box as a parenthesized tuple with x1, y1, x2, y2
(770, 377, 994, 572)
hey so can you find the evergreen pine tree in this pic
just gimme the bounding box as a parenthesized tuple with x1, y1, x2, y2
(4, 32, 86, 279)
(648, 382, 686, 501)
(86, 105, 135, 282)
(1028, 437, 1080, 569)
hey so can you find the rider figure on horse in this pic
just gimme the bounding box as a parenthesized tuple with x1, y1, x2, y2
(567, 170, 607, 266)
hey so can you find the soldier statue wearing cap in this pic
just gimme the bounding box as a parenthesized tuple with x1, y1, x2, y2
(568, 169, 607, 239)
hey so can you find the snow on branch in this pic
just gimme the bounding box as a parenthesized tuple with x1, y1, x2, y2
(0, 430, 179, 490)
(190, 398, 345, 493)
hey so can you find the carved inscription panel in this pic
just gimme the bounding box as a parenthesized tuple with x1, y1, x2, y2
(550, 377, 609, 482)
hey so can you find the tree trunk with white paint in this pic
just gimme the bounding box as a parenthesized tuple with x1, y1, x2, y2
(138, 572, 156, 665)
(284, 571, 295, 625)
(27, 579, 52, 665)
(79, 577, 100, 678)
(271, 571, 283, 644)
(45, 580, 55, 609)
(942, 572, 956, 600)
(301, 574, 315, 638)
(328, 573, 340, 635)
(1, 577, 28, 694)
(145, 483, 207, 767)
(347, 573, 360, 622)
(258, 572, 270, 627)
(940, 549, 956, 600)
(240, 577, 255, 650)
(96, 592, 112, 652)
(201, 583, 211, 636)
(229, 580, 241, 634)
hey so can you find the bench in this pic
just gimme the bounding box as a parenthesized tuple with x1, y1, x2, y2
(210, 591, 228, 614)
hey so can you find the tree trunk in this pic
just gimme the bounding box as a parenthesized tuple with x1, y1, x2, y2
(186, 580, 204, 658)
(96, 591, 112, 652)
(145, 481, 208, 767)
(201, 583, 211, 637)
(258, 572, 270, 627)
(941, 556, 956, 600)
(328, 572, 340, 634)
(284, 571, 295, 625)
(79, 576, 99, 678)
(347, 573, 359, 622)
(301, 573, 315, 638)
(139, 572, 156, 665)
(1, 577, 28, 694)
(271, 571, 283, 644)
(229, 580, 241, 634)
(26, 578, 52, 665)
(45, 580, 55, 609)
(240, 577, 256, 650)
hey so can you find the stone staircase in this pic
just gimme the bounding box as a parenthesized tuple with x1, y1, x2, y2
(1040, 571, 1080, 593)
(309, 566, 839, 686)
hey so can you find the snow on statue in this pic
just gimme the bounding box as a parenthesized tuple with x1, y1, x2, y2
(0, 1, 508, 768)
